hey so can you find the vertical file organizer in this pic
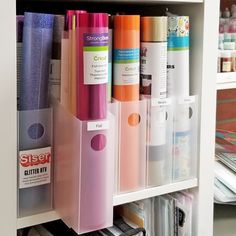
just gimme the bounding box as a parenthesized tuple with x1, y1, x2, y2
(18, 108, 53, 217)
(172, 96, 198, 182)
(146, 98, 173, 187)
(54, 101, 115, 234)
(117, 100, 147, 193)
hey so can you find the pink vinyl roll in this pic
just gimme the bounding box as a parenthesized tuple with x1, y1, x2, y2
(76, 13, 108, 120)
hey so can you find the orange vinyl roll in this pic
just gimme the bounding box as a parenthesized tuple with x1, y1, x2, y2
(114, 15, 142, 192)
(113, 15, 140, 101)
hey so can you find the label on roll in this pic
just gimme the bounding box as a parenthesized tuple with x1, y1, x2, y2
(141, 42, 167, 98)
(113, 48, 140, 85)
(19, 147, 51, 189)
(83, 33, 109, 85)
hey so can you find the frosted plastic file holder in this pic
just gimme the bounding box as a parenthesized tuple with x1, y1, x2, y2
(18, 108, 53, 217)
(108, 101, 119, 194)
(154, 195, 175, 236)
(172, 96, 198, 182)
(146, 98, 173, 187)
(54, 101, 115, 234)
(117, 99, 147, 193)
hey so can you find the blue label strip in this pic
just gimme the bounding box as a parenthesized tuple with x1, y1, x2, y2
(114, 48, 140, 61)
(168, 36, 189, 49)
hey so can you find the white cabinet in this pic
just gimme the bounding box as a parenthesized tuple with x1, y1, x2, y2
(0, 0, 219, 235)
(0, 0, 17, 234)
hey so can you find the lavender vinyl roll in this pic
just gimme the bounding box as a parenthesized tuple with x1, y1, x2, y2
(20, 12, 54, 110)
(18, 12, 54, 217)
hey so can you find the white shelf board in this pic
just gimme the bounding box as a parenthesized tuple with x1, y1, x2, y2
(217, 72, 236, 90)
(113, 178, 198, 206)
(17, 179, 197, 229)
(17, 210, 60, 229)
(20, 0, 203, 2)
(85, 0, 203, 2)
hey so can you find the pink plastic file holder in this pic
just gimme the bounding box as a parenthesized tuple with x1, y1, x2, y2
(54, 101, 115, 234)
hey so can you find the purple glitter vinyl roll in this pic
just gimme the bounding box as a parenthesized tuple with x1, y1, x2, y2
(17, 15, 24, 43)
(18, 12, 54, 217)
(20, 12, 54, 111)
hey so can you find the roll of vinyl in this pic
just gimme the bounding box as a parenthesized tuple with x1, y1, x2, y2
(76, 13, 109, 230)
(167, 16, 191, 181)
(107, 15, 113, 102)
(49, 15, 65, 100)
(77, 13, 108, 120)
(113, 15, 140, 101)
(19, 12, 54, 217)
(20, 12, 54, 110)
(141, 17, 168, 186)
(167, 16, 189, 97)
(17, 15, 24, 107)
(68, 10, 86, 114)
(113, 15, 141, 192)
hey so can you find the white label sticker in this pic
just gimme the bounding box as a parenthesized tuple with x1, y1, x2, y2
(84, 50, 108, 84)
(178, 96, 196, 104)
(19, 147, 51, 189)
(87, 120, 109, 131)
(151, 98, 172, 107)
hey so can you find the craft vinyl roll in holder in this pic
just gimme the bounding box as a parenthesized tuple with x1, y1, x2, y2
(113, 15, 143, 193)
(18, 12, 54, 217)
(172, 96, 198, 182)
(146, 98, 173, 187)
(76, 13, 108, 121)
(54, 100, 115, 234)
(116, 99, 147, 193)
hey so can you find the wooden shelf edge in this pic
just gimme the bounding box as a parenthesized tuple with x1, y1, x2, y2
(113, 178, 198, 206)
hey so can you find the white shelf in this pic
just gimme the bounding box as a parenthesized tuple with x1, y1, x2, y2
(17, 179, 197, 229)
(217, 72, 236, 90)
(113, 178, 198, 206)
(17, 211, 60, 229)
(19, 0, 203, 2)
(82, 0, 203, 2)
